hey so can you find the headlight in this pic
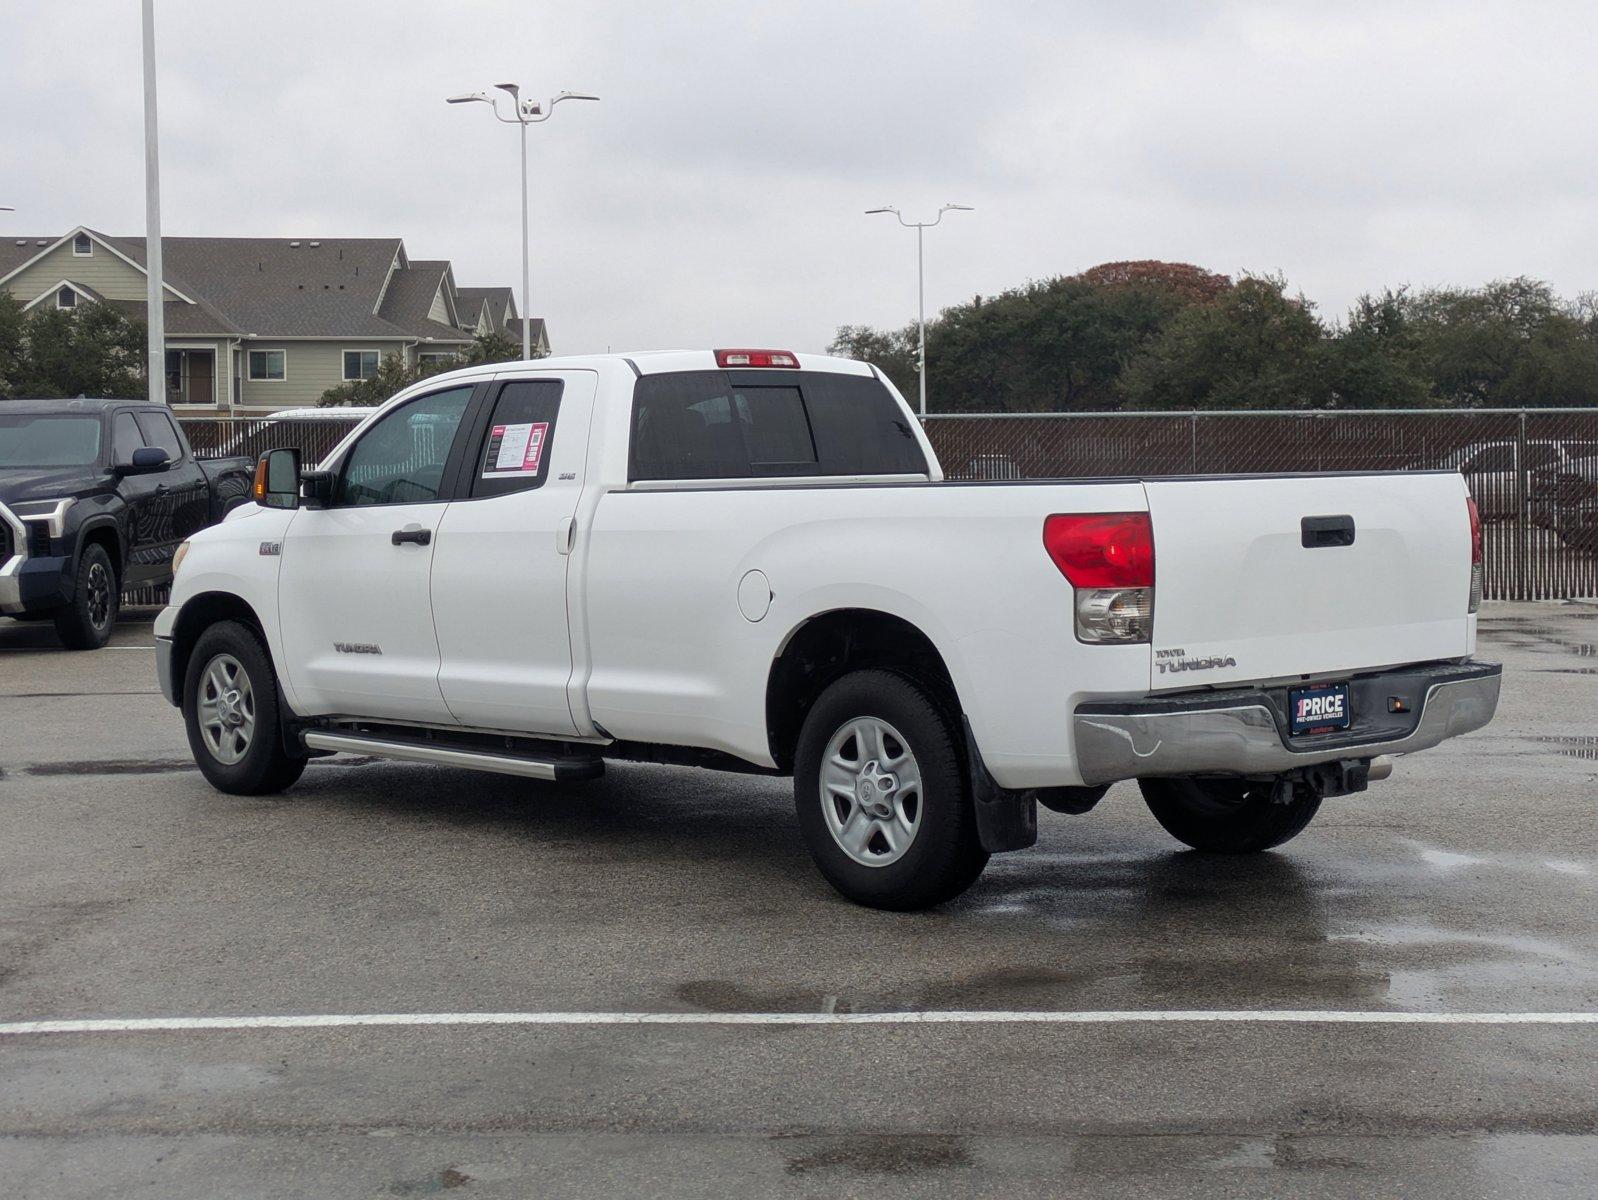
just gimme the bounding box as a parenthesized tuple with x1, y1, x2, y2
(11, 498, 74, 536)
(172, 540, 192, 576)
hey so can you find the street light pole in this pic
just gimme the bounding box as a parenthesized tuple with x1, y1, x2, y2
(141, 0, 165, 404)
(866, 203, 972, 418)
(447, 84, 599, 361)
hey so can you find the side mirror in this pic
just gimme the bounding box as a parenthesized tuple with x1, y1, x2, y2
(301, 470, 334, 509)
(254, 447, 301, 510)
(116, 446, 170, 475)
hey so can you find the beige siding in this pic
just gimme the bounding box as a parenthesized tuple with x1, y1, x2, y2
(427, 283, 451, 325)
(235, 340, 411, 409)
(4, 240, 159, 303)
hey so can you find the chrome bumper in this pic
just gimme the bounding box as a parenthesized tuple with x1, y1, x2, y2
(0, 501, 25, 614)
(1072, 660, 1501, 786)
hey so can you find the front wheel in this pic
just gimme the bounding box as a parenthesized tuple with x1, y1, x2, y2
(53, 543, 118, 650)
(794, 669, 988, 910)
(1139, 776, 1320, 853)
(183, 621, 306, 795)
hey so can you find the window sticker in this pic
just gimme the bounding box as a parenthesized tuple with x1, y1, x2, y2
(481, 421, 549, 476)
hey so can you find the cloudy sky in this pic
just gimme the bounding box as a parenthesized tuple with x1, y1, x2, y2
(3, 1, 1595, 355)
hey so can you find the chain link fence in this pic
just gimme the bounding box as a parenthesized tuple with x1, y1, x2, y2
(926, 408, 1598, 600)
(169, 407, 1598, 602)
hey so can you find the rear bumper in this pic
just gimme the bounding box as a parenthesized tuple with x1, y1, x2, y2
(1072, 659, 1501, 787)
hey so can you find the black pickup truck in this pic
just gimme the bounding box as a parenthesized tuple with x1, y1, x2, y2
(0, 399, 253, 648)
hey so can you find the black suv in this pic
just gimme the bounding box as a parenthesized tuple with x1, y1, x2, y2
(0, 399, 253, 648)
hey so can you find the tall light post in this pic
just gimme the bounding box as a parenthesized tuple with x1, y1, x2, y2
(447, 84, 598, 361)
(865, 203, 972, 418)
(142, 0, 165, 403)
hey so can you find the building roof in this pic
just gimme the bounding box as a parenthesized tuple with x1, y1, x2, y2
(2, 229, 533, 347)
(506, 317, 548, 345)
(0, 236, 57, 278)
(377, 258, 470, 344)
(456, 286, 517, 326)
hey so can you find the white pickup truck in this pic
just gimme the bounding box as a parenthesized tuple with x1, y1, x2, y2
(155, 350, 1500, 909)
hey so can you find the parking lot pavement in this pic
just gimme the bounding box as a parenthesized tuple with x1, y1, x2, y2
(1, 604, 1595, 1198)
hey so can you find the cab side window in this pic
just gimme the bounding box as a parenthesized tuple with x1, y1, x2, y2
(468, 380, 563, 499)
(111, 413, 144, 465)
(134, 411, 184, 464)
(334, 386, 474, 507)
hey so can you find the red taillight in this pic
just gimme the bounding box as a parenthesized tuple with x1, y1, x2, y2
(1466, 495, 1483, 565)
(716, 348, 799, 368)
(1043, 512, 1155, 588)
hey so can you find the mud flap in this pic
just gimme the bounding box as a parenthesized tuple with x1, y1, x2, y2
(963, 718, 1038, 853)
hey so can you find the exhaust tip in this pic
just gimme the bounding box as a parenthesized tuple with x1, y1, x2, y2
(1368, 755, 1394, 782)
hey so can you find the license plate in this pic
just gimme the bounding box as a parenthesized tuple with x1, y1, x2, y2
(1290, 682, 1351, 735)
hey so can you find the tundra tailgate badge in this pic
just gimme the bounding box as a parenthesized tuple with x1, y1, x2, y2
(1155, 647, 1238, 674)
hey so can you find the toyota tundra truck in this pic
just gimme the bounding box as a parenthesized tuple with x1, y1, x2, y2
(152, 350, 1500, 909)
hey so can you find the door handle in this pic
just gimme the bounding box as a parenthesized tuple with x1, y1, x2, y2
(1301, 515, 1355, 548)
(391, 526, 432, 547)
(556, 516, 575, 556)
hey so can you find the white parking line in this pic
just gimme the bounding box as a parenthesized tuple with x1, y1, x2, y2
(2, 1010, 1595, 1036)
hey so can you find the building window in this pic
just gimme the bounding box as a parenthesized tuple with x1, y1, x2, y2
(72, 232, 92, 256)
(418, 352, 459, 367)
(342, 350, 380, 381)
(57, 286, 77, 309)
(247, 349, 286, 381)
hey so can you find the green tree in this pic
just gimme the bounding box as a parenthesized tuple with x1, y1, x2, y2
(831, 261, 1230, 413)
(317, 330, 529, 407)
(1400, 278, 1598, 408)
(6, 302, 147, 399)
(1119, 275, 1331, 410)
(1324, 289, 1436, 409)
(0, 292, 25, 398)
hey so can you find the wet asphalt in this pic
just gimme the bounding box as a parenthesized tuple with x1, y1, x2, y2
(0, 604, 1595, 1198)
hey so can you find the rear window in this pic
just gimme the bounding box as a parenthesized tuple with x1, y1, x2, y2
(629, 370, 926, 481)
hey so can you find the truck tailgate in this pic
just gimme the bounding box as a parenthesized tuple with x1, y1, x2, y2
(1145, 473, 1472, 692)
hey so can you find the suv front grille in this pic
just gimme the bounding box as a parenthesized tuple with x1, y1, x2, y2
(29, 522, 51, 557)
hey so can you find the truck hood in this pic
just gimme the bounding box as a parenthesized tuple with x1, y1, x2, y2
(0, 468, 107, 507)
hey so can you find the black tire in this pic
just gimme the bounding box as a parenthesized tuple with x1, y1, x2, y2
(183, 620, 306, 795)
(794, 669, 989, 910)
(1139, 776, 1320, 853)
(53, 542, 118, 650)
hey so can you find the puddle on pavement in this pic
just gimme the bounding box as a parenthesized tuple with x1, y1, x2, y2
(779, 1134, 972, 1177)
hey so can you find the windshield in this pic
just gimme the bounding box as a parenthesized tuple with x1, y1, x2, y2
(0, 414, 104, 468)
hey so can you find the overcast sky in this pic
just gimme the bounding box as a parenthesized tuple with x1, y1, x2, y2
(3, 1, 1596, 355)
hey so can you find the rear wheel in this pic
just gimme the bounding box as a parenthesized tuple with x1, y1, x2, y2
(1139, 776, 1320, 853)
(53, 543, 118, 650)
(183, 620, 306, 795)
(794, 669, 988, 910)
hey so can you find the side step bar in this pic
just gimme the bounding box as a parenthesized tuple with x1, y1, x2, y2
(302, 731, 604, 782)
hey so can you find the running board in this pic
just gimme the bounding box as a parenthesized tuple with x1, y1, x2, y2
(301, 731, 603, 782)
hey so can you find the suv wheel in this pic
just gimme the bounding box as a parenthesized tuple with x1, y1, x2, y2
(183, 620, 306, 795)
(794, 669, 989, 910)
(53, 543, 118, 650)
(1139, 776, 1320, 853)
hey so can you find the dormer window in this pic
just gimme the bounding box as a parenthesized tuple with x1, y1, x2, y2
(57, 286, 77, 309)
(72, 232, 92, 256)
